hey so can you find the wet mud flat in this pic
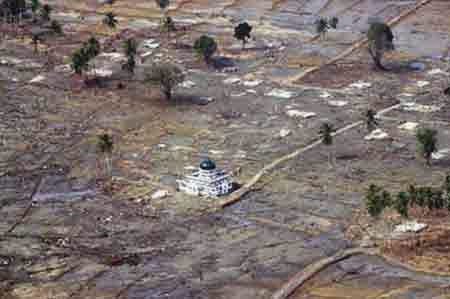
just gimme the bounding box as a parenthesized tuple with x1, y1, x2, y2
(1, 0, 450, 298)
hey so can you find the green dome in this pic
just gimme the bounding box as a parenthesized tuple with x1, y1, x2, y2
(200, 158, 216, 170)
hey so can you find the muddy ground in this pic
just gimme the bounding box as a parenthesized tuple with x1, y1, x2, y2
(1, 0, 450, 298)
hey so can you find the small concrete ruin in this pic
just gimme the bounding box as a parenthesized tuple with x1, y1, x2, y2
(177, 159, 233, 197)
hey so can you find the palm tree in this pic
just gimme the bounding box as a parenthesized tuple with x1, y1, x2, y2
(84, 37, 100, 77)
(103, 12, 118, 29)
(39, 4, 51, 22)
(319, 122, 334, 167)
(315, 17, 329, 40)
(31, 33, 41, 53)
(367, 22, 394, 71)
(30, 0, 40, 21)
(416, 127, 438, 166)
(234, 22, 252, 50)
(97, 134, 114, 182)
(85, 36, 100, 58)
(365, 109, 378, 132)
(122, 38, 138, 74)
(162, 16, 176, 40)
(51, 20, 63, 35)
(71, 48, 89, 76)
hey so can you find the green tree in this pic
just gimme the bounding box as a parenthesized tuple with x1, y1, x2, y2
(367, 22, 394, 70)
(103, 12, 118, 29)
(315, 17, 329, 39)
(366, 184, 391, 218)
(31, 34, 41, 53)
(319, 122, 334, 167)
(122, 38, 138, 74)
(50, 20, 63, 35)
(194, 35, 217, 64)
(30, 0, 40, 20)
(71, 48, 89, 76)
(329, 16, 338, 29)
(97, 133, 114, 181)
(146, 63, 185, 100)
(155, 0, 169, 11)
(394, 191, 409, 218)
(39, 4, 51, 22)
(84, 36, 100, 59)
(416, 127, 437, 166)
(234, 22, 252, 49)
(365, 109, 378, 132)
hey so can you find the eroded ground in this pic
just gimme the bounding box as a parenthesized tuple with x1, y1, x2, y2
(1, 0, 450, 298)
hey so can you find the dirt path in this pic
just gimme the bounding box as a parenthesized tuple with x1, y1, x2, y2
(218, 104, 401, 208)
(271, 247, 380, 299)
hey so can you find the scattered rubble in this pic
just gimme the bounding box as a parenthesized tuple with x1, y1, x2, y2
(349, 81, 372, 89)
(279, 128, 291, 138)
(286, 110, 317, 118)
(397, 122, 419, 131)
(416, 80, 430, 88)
(142, 39, 160, 49)
(402, 102, 441, 113)
(223, 77, 241, 85)
(328, 100, 348, 107)
(180, 80, 196, 88)
(151, 190, 170, 200)
(266, 89, 296, 99)
(432, 148, 450, 160)
(364, 129, 389, 141)
(242, 80, 262, 87)
(394, 221, 427, 234)
(29, 75, 46, 84)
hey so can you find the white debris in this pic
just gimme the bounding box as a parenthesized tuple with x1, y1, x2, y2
(427, 68, 448, 76)
(142, 39, 160, 49)
(279, 128, 291, 138)
(364, 129, 389, 141)
(141, 51, 153, 58)
(99, 52, 126, 62)
(11, 77, 19, 82)
(286, 110, 317, 119)
(234, 150, 247, 159)
(416, 80, 430, 88)
(209, 150, 224, 155)
(157, 144, 167, 149)
(180, 80, 196, 88)
(402, 102, 441, 113)
(151, 190, 169, 200)
(223, 77, 241, 85)
(184, 165, 196, 170)
(266, 89, 296, 99)
(349, 81, 372, 89)
(54, 64, 72, 73)
(328, 100, 348, 107)
(29, 75, 46, 83)
(231, 92, 246, 97)
(87, 68, 113, 77)
(319, 92, 332, 98)
(246, 89, 257, 94)
(397, 122, 419, 131)
(394, 221, 427, 234)
(432, 148, 450, 160)
(242, 80, 262, 87)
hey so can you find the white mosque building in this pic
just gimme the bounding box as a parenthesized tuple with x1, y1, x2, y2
(177, 158, 233, 197)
